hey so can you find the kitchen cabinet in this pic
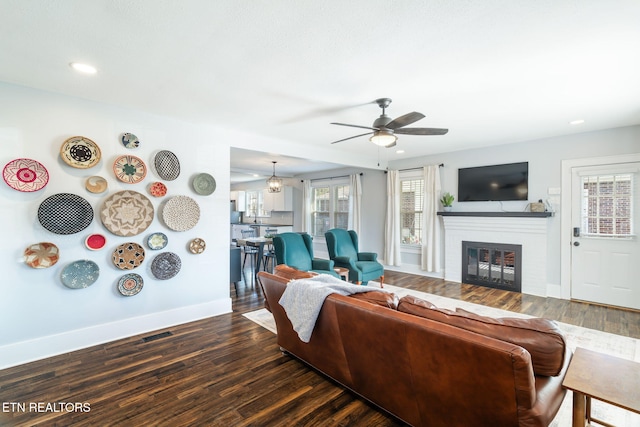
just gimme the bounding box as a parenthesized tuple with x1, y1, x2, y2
(230, 190, 246, 211)
(262, 186, 292, 212)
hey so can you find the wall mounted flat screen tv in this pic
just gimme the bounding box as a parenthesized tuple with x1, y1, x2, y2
(458, 162, 528, 201)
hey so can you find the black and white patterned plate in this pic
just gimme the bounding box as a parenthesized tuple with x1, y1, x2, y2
(38, 193, 94, 235)
(154, 150, 180, 181)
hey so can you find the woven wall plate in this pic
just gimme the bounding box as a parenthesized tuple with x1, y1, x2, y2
(118, 273, 144, 296)
(3, 158, 49, 192)
(147, 232, 168, 250)
(192, 173, 216, 195)
(60, 136, 101, 169)
(24, 242, 59, 268)
(154, 150, 180, 181)
(162, 195, 200, 231)
(61, 260, 99, 289)
(113, 154, 147, 184)
(188, 238, 206, 254)
(121, 133, 140, 149)
(85, 233, 107, 250)
(151, 252, 181, 280)
(85, 176, 108, 193)
(149, 182, 167, 197)
(112, 242, 145, 270)
(100, 190, 154, 237)
(38, 193, 94, 235)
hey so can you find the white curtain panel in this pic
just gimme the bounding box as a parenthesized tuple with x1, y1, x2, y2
(301, 179, 312, 233)
(348, 173, 362, 236)
(384, 170, 402, 266)
(421, 165, 442, 272)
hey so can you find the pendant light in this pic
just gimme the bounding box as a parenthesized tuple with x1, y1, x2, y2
(266, 161, 282, 193)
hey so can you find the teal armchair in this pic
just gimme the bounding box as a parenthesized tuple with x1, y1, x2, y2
(273, 232, 340, 278)
(325, 228, 384, 286)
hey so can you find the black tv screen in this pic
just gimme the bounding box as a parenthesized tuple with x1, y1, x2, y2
(458, 162, 528, 202)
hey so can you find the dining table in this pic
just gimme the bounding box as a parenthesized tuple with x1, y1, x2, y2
(236, 236, 273, 278)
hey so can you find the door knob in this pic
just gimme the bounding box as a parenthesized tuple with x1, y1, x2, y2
(573, 241, 580, 246)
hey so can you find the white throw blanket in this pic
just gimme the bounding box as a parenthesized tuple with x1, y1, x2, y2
(278, 274, 386, 343)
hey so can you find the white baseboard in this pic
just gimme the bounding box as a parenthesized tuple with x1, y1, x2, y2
(383, 263, 444, 279)
(0, 298, 232, 370)
(546, 282, 563, 299)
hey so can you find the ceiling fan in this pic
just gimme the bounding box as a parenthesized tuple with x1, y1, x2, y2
(330, 98, 448, 148)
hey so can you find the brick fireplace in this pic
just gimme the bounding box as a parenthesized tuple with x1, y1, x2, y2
(440, 212, 552, 297)
(462, 240, 522, 292)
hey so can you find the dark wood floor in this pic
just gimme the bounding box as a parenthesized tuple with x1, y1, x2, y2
(1, 269, 638, 426)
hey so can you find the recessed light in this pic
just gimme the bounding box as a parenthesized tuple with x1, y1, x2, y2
(569, 119, 585, 125)
(396, 150, 405, 154)
(69, 62, 97, 74)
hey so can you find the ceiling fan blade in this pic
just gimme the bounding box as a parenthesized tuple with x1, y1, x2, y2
(331, 122, 378, 131)
(394, 127, 449, 135)
(385, 112, 425, 130)
(330, 132, 374, 144)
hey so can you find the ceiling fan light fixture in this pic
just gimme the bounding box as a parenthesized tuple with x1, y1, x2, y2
(370, 130, 397, 147)
(266, 161, 282, 193)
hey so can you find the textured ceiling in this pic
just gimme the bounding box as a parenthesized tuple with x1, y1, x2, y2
(1, 0, 639, 180)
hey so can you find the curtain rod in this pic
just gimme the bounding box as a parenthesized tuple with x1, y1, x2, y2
(301, 172, 363, 182)
(384, 163, 444, 173)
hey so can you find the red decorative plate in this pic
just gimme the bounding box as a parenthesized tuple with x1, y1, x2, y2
(85, 233, 107, 250)
(3, 158, 49, 192)
(149, 182, 167, 197)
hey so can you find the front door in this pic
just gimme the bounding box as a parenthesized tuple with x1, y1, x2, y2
(570, 162, 640, 310)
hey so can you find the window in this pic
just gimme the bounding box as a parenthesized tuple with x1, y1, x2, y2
(400, 178, 424, 245)
(581, 173, 633, 237)
(245, 190, 267, 218)
(310, 181, 350, 238)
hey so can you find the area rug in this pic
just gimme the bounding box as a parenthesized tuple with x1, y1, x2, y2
(243, 283, 640, 426)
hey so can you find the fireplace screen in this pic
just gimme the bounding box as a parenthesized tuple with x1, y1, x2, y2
(462, 241, 522, 292)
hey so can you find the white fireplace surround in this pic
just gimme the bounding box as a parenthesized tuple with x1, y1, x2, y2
(442, 214, 550, 297)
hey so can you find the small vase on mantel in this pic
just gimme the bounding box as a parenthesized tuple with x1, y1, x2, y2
(443, 206, 452, 212)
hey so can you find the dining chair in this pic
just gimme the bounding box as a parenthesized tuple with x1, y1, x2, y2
(240, 229, 259, 273)
(263, 228, 278, 273)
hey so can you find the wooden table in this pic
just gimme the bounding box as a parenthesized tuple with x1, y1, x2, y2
(334, 267, 349, 281)
(562, 347, 640, 427)
(236, 237, 272, 278)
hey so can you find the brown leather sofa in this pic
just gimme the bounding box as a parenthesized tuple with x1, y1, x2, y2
(258, 267, 571, 427)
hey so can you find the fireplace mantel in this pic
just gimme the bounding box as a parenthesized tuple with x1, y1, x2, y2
(441, 214, 551, 297)
(438, 211, 553, 218)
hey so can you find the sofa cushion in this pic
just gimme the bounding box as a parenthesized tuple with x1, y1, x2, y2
(349, 291, 399, 309)
(397, 295, 567, 376)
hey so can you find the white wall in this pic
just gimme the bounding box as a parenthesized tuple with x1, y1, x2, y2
(387, 125, 640, 292)
(0, 83, 234, 369)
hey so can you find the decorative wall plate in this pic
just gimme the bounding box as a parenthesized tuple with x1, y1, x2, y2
(113, 154, 147, 184)
(85, 233, 107, 250)
(121, 132, 140, 149)
(192, 173, 216, 195)
(85, 176, 108, 193)
(100, 190, 154, 237)
(112, 242, 145, 270)
(3, 158, 49, 192)
(149, 182, 167, 197)
(61, 260, 100, 289)
(118, 273, 144, 296)
(24, 242, 59, 268)
(147, 232, 168, 250)
(154, 150, 180, 181)
(151, 252, 181, 280)
(38, 193, 94, 235)
(162, 195, 200, 231)
(189, 238, 206, 254)
(60, 136, 101, 169)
